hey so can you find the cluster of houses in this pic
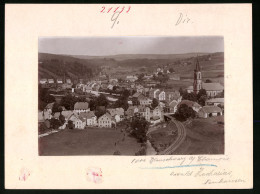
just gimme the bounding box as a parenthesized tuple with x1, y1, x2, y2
(39, 57, 224, 131)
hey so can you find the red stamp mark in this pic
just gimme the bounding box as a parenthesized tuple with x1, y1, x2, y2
(86, 167, 103, 184)
(19, 168, 31, 181)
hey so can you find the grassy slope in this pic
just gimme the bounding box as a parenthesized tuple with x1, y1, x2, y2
(172, 117, 224, 155)
(39, 127, 142, 156)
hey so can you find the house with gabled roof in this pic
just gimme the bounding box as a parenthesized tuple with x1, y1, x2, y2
(107, 108, 124, 123)
(164, 100, 178, 114)
(136, 84, 144, 93)
(68, 113, 86, 129)
(80, 111, 97, 126)
(149, 89, 160, 99)
(198, 106, 222, 118)
(158, 91, 166, 101)
(137, 105, 150, 122)
(139, 96, 152, 106)
(177, 100, 202, 112)
(166, 90, 182, 103)
(98, 113, 112, 128)
(125, 106, 139, 119)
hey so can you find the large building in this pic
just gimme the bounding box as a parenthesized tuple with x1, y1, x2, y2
(187, 57, 224, 97)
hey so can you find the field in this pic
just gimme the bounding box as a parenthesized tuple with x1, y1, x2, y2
(172, 116, 224, 155)
(39, 127, 142, 156)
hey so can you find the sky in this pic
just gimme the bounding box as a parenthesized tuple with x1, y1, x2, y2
(38, 36, 224, 56)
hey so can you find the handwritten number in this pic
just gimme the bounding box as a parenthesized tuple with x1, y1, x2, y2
(111, 12, 120, 29)
(126, 6, 131, 13)
(120, 6, 125, 13)
(107, 7, 112, 13)
(100, 6, 105, 13)
(114, 7, 119, 12)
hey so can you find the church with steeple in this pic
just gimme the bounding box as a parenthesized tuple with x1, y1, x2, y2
(193, 57, 202, 94)
(187, 56, 224, 97)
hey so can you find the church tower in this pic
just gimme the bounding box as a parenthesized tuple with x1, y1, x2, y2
(193, 56, 202, 94)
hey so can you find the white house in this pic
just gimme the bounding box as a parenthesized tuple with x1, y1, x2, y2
(198, 106, 223, 118)
(40, 78, 48, 84)
(68, 113, 86, 129)
(107, 108, 125, 122)
(138, 105, 150, 122)
(57, 78, 63, 84)
(98, 113, 112, 128)
(126, 75, 138, 82)
(74, 102, 90, 114)
(48, 79, 55, 84)
(158, 91, 166, 101)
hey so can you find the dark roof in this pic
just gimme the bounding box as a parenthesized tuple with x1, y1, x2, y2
(79, 111, 96, 119)
(133, 92, 142, 98)
(200, 106, 222, 113)
(74, 102, 89, 110)
(202, 83, 224, 91)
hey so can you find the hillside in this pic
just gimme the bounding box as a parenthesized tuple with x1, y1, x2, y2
(71, 53, 209, 61)
(38, 52, 224, 84)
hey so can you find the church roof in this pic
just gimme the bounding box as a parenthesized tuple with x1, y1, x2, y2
(195, 57, 201, 71)
(200, 106, 222, 113)
(202, 83, 224, 91)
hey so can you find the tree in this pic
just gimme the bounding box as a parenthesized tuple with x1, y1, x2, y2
(182, 91, 197, 102)
(77, 96, 87, 102)
(205, 79, 212, 83)
(174, 104, 196, 122)
(169, 68, 175, 73)
(96, 94, 108, 107)
(59, 114, 65, 124)
(179, 87, 184, 96)
(118, 78, 123, 83)
(113, 85, 119, 91)
(151, 98, 159, 109)
(197, 89, 207, 100)
(52, 102, 62, 114)
(89, 99, 97, 111)
(50, 118, 62, 129)
(122, 89, 130, 98)
(132, 98, 140, 106)
(95, 106, 106, 118)
(43, 94, 56, 104)
(130, 117, 149, 143)
(39, 100, 47, 111)
(198, 95, 207, 106)
(60, 94, 77, 110)
(137, 73, 144, 82)
(114, 95, 129, 111)
(68, 120, 74, 129)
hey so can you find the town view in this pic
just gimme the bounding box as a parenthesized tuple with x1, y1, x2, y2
(38, 37, 224, 156)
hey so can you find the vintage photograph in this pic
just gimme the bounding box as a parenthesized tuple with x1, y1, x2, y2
(38, 37, 224, 156)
